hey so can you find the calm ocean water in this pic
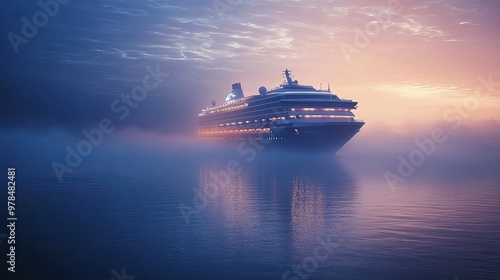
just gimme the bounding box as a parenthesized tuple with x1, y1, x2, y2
(7, 143, 500, 280)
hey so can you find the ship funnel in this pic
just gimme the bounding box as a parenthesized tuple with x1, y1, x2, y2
(231, 83, 244, 99)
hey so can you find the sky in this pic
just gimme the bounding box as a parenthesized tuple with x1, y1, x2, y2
(1, 0, 500, 155)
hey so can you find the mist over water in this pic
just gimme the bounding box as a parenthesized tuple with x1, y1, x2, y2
(2, 131, 499, 280)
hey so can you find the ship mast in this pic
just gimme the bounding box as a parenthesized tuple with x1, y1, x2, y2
(284, 69, 293, 85)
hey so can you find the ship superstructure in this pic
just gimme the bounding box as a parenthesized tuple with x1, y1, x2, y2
(198, 69, 364, 153)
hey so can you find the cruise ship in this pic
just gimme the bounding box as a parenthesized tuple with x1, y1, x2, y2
(198, 69, 364, 153)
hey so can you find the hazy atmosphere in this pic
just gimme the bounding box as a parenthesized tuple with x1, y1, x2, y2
(1, 0, 500, 279)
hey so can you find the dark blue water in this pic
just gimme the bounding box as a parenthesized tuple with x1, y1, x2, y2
(5, 142, 500, 280)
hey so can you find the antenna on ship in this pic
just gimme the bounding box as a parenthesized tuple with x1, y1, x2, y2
(328, 83, 331, 92)
(284, 69, 293, 85)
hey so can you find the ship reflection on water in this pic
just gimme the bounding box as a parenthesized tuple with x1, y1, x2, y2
(197, 151, 358, 275)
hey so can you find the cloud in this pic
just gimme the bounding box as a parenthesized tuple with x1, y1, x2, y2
(373, 83, 466, 100)
(394, 18, 446, 40)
